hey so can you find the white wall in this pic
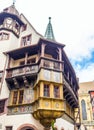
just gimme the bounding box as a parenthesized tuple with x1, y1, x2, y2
(0, 114, 44, 130)
(55, 118, 74, 130)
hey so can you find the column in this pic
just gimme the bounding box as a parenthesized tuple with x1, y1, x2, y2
(40, 81, 44, 97)
(60, 84, 63, 99)
(40, 43, 46, 68)
(50, 83, 54, 98)
(24, 52, 28, 73)
(58, 47, 62, 61)
(25, 52, 28, 65)
(41, 43, 46, 57)
(58, 47, 62, 71)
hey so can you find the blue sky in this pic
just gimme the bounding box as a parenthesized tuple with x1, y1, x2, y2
(1, 0, 94, 83)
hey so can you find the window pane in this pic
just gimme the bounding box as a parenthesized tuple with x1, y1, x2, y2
(12, 91, 18, 104)
(27, 58, 36, 64)
(20, 61, 25, 65)
(54, 86, 60, 98)
(21, 35, 31, 46)
(0, 33, 9, 41)
(18, 90, 24, 104)
(44, 84, 50, 97)
(6, 126, 12, 130)
(22, 24, 27, 32)
(0, 100, 5, 113)
(81, 100, 87, 120)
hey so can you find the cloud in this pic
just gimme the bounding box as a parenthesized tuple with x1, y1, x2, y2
(65, 31, 94, 60)
(75, 62, 94, 83)
(1, 0, 94, 83)
(65, 32, 94, 83)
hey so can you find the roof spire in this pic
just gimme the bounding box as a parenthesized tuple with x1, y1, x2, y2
(13, 0, 16, 6)
(44, 17, 55, 41)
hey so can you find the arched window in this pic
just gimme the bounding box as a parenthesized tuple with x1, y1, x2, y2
(81, 99, 87, 120)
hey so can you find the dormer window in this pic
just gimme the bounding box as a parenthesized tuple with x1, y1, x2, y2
(22, 24, 27, 32)
(0, 32, 9, 41)
(21, 34, 31, 46)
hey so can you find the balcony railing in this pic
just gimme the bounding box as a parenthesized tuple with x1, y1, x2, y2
(6, 58, 64, 79)
(6, 65, 38, 78)
(39, 58, 64, 71)
(63, 73, 78, 100)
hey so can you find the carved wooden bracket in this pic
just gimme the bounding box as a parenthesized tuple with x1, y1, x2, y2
(22, 76, 29, 87)
(13, 78, 19, 88)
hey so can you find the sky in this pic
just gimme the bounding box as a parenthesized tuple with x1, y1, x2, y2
(1, 0, 94, 83)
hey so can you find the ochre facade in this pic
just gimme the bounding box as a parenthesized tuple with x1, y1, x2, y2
(0, 4, 80, 130)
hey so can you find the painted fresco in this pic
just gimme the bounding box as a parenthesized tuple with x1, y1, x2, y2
(23, 88, 34, 103)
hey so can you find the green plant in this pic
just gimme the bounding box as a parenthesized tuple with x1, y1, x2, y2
(51, 120, 56, 130)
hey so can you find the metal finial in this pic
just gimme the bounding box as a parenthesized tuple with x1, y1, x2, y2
(49, 17, 51, 23)
(13, 0, 16, 6)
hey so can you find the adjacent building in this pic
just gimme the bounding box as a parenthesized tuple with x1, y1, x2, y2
(0, 3, 80, 130)
(79, 81, 94, 130)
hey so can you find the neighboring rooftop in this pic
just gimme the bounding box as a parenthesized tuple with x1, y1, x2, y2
(79, 81, 94, 93)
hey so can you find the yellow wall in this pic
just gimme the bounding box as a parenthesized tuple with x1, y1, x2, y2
(79, 81, 94, 130)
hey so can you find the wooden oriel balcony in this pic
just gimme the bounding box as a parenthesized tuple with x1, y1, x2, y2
(6, 57, 64, 79)
(39, 57, 64, 71)
(6, 64, 38, 79)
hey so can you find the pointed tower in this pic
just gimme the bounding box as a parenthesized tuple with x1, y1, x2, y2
(44, 17, 55, 41)
(0, 4, 24, 37)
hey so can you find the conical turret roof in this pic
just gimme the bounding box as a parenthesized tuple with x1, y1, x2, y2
(3, 4, 19, 17)
(44, 17, 55, 41)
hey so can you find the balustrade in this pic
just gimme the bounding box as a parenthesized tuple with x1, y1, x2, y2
(6, 65, 38, 78)
(6, 58, 63, 79)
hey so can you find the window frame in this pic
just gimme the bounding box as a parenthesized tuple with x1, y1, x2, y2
(27, 58, 36, 64)
(21, 24, 27, 32)
(21, 34, 32, 47)
(44, 84, 50, 97)
(0, 32, 9, 41)
(81, 99, 87, 120)
(12, 90, 24, 105)
(0, 99, 7, 114)
(54, 85, 60, 98)
(6, 126, 13, 130)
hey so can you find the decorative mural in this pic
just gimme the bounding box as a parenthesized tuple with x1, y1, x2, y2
(8, 88, 34, 115)
(23, 88, 34, 103)
(8, 105, 32, 114)
(44, 70, 61, 83)
(53, 72, 60, 83)
(44, 70, 50, 80)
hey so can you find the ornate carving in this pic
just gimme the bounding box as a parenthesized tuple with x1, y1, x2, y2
(22, 76, 29, 87)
